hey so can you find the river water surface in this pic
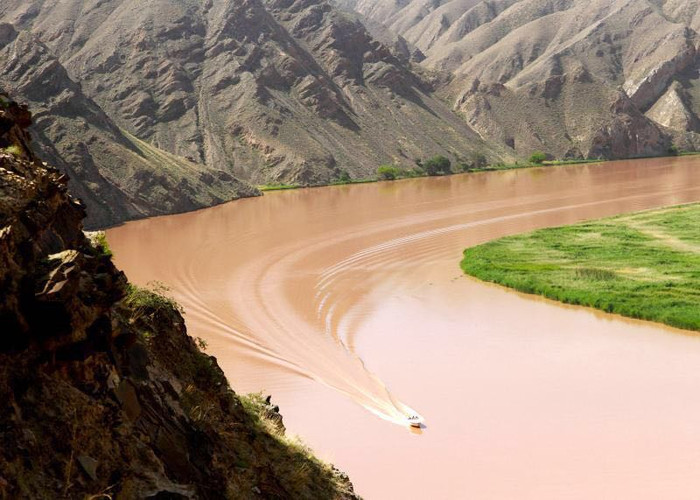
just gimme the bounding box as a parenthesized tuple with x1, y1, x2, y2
(108, 157, 700, 499)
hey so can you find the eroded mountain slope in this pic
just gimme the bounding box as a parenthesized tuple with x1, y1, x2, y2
(0, 0, 497, 214)
(2, 0, 696, 227)
(341, 0, 700, 159)
(0, 22, 255, 228)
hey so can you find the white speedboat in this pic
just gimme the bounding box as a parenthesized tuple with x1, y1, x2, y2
(407, 415, 424, 428)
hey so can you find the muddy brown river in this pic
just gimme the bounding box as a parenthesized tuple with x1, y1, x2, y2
(108, 157, 700, 499)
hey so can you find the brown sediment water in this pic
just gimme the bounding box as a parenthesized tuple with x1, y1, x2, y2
(108, 157, 700, 499)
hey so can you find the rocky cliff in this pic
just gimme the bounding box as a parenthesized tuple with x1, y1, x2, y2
(0, 95, 357, 499)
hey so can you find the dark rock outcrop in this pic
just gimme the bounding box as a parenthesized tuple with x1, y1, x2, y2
(0, 95, 357, 499)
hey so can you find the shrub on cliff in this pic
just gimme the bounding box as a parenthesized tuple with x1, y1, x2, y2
(86, 231, 113, 258)
(125, 282, 183, 321)
(1, 144, 21, 157)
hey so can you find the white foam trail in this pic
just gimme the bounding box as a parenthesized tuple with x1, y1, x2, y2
(145, 182, 700, 427)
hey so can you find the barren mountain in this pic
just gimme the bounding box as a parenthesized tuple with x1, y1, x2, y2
(1, 0, 697, 227)
(0, 0, 498, 227)
(0, 23, 255, 228)
(341, 0, 700, 159)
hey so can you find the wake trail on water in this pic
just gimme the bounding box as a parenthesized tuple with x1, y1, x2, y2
(247, 185, 700, 423)
(111, 169, 700, 427)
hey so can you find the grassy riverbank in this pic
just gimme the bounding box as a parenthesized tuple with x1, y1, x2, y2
(461, 204, 700, 331)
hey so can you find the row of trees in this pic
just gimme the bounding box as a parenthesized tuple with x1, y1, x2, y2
(377, 152, 490, 181)
(374, 150, 559, 182)
(339, 145, 685, 184)
(377, 155, 454, 180)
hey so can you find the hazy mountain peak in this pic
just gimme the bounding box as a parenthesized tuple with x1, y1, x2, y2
(340, 0, 700, 158)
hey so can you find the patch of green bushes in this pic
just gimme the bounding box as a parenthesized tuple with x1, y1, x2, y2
(529, 151, 547, 164)
(93, 232, 113, 258)
(424, 155, 452, 176)
(337, 169, 352, 183)
(125, 281, 184, 317)
(575, 268, 618, 281)
(2, 145, 22, 157)
(377, 164, 402, 180)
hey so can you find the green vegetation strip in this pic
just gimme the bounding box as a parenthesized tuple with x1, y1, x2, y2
(257, 152, 692, 194)
(258, 183, 302, 191)
(461, 204, 700, 331)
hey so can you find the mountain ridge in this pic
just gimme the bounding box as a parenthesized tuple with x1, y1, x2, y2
(0, 0, 500, 227)
(340, 0, 700, 158)
(0, 22, 257, 228)
(1, 0, 698, 227)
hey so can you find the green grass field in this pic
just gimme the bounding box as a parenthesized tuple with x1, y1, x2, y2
(461, 203, 700, 331)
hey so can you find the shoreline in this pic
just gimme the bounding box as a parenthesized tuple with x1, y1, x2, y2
(258, 152, 700, 192)
(258, 158, 607, 192)
(99, 152, 700, 230)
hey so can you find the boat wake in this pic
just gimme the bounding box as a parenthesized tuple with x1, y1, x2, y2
(108, 164, 700, 429)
